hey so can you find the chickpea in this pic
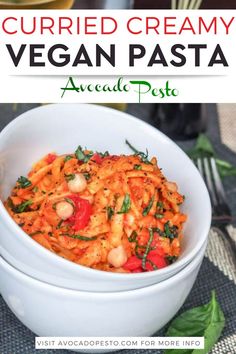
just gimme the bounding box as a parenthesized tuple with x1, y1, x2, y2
(67, 173, 87, 193)
(56, 201, 74, 220)
(107, 245, 128, 268)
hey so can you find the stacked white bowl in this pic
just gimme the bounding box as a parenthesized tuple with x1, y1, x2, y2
(0, 104, 211, 340)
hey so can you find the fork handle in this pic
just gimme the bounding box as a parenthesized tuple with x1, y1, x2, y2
(213, 225, 236, 267)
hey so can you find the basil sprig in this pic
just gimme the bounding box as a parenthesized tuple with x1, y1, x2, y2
(17, 176, 32, 189)
(117, 194, 131, 214)
(164, 291, 225, 354)
(125, 139, 152, 164)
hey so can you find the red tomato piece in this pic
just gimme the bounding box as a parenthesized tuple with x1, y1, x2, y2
(91, 153, 103, 164)
(123, 256, 142, 271)
(45, 153, 57, 164)
(66, 195, 92, 231)
(131, 267, 144, 273)
(145, 253, 167, 271)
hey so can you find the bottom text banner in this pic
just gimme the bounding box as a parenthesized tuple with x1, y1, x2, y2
(35, 336, 204, 350)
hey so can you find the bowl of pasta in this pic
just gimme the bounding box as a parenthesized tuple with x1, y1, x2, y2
(0, 104, 211, 292)
(0, 240, 206, 342)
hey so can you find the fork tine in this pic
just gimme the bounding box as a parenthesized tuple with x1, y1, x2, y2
(210, 157, 227, 204)
(171, 0, 177, 9)
(202, 158, 218, 207)
(196, 157, 204, 176)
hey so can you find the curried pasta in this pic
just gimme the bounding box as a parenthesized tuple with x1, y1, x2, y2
(5, 141, 187, 273)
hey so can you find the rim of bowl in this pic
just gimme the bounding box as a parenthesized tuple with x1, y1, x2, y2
(0, 103, 212, 281)
(0, 240, 207, 298)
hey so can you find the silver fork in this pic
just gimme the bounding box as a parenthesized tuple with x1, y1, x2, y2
(196, 157, 236, 265)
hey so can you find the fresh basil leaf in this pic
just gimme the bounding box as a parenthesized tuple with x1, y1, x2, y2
(13, 200, 33, 213)
(215, 159, 236, 177)
(188, 134, 214, 160)
(17, 176, 32, 189)
(83, 172, 91, 180)
(64, 198, 75, 207)
(125, 139, 151, 164)
(63, 234, 97, 241)
(107, 206, 114, 220)
(128, 230, 138, 243)
(64, 155, 72, 162)
(187, 134, 236, 179)
(142, 196, 154, 216)
(75, 146, 93, 163)
(164, 291, 225, 354)
(134, 164, 142, 170)
(164, 221, 178, 240)
(166, 255, 178, 264)
(117, 193, 131, 214)
(142, 228, 154, 270)
(155, 213, 164, 219)
(157, 201, 164, 210)
(56, 220, 64, 229)
(98, 151, 110, 158)
(65, 173, 75, 181)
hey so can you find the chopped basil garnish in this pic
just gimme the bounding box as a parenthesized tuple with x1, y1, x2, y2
(64, 198, 75, 207)
(134, 164, 142, 170)
(117, 193, 131, 214)
(156, 201, 164, 210)
(83, 172, 91, 181)
(75, 146, 93, 163)
(107, 206, 114, 220)
(64, 155, 72, 162)
(164, 221, 178, 240)
(98, 151, 109, 158)
(142, 196, 154, 216)
(65, 173, 75, 181)
(128, 230, 138, 243)
(17, 176, 32, 189)
(155, 213, 163, 219)
(32, 186, 39, 193)
(152, 223, 178, 240)
(63, 234, 97, 241)
(13, 200, 33, 213)
(125, 140, 151, 164)
(142, 228, 154, 270)
(56, 220, 64, 229)
(166, 255, 178, 264)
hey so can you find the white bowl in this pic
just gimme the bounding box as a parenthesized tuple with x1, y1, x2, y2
(0, 104, 211, 292)
(0, 241, 206, 343)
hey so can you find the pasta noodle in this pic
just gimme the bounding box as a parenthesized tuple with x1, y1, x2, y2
(5, 142, 187, 273)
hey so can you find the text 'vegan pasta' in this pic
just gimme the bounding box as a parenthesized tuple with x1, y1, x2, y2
(5, 141, 187, 273)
